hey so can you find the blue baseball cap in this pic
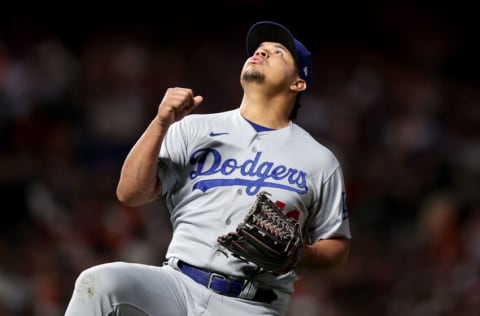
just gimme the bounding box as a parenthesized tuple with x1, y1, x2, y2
(246, 21, 312, 87)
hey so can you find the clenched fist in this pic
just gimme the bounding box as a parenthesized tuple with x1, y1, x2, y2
(157, 87, 203, 127)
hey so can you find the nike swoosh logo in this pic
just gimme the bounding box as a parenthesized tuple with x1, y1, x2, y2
(209, 132, 229, 137)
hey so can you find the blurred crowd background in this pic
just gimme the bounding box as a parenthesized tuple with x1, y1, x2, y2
(1, 1, 479, 315)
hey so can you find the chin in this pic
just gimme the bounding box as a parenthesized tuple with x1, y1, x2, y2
(241, 69, 265, 83)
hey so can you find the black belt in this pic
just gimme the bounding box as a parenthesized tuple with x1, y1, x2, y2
(177, 261, 277, 304)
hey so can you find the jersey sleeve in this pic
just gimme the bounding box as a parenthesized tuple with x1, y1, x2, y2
(306, 166, 351, 243)
(157, 120, 188, 195)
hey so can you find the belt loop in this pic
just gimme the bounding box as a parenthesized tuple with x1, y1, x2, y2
(168, 257, 180, 270)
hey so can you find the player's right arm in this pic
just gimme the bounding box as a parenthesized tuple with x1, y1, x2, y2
(116, 87, 203, 207)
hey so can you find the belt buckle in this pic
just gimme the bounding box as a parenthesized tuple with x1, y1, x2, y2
(207, 272, 228, 291)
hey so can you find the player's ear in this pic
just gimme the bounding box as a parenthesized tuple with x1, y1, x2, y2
(290, 79, 306, 93)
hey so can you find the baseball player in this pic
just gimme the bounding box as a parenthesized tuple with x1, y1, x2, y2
(65, 21, 351, 316)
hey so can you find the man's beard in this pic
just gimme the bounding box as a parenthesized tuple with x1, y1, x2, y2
(241, 70, 265, 83)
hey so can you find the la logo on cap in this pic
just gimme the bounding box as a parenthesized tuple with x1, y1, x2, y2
(303, 66, 308, 78)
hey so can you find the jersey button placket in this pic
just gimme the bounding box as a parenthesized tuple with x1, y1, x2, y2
(251, 135, 260, 152)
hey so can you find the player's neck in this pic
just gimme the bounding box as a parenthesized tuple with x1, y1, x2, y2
(239, 101, 290, 129)
(239, 89, 294, 126)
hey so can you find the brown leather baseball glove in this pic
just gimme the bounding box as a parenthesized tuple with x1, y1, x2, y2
(217, 191, 303, 275)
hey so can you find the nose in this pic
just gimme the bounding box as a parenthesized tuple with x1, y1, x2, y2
(255, 49, 267, 58)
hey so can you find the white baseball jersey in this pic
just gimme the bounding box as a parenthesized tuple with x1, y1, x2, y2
(158, 108, 351, 293)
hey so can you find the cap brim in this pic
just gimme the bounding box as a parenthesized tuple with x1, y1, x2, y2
(246, 21, 298, 63)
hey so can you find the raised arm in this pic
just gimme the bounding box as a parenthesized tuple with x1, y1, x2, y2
(116, 87, 203, 207)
